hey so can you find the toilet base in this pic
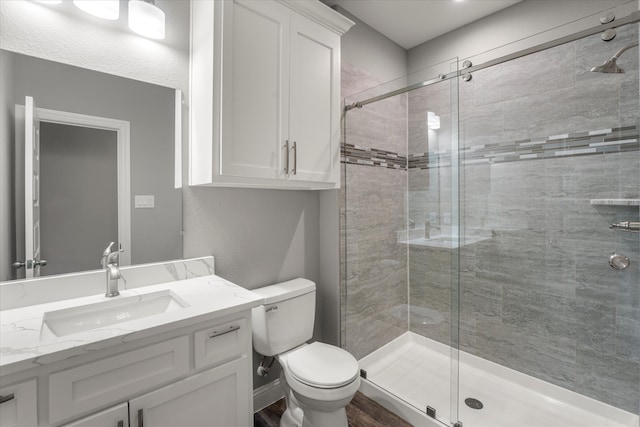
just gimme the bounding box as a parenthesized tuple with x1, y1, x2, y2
(280, 406, 304, 427)
(280, 402, 348, 427)
(299, 407, 348, 427)
(278, 369, 351, 427)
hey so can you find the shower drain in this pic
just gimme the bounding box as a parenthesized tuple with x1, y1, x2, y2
(465, 397, 484, 410)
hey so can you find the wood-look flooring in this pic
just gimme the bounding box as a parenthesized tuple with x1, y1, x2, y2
(253, 391, 413, 427)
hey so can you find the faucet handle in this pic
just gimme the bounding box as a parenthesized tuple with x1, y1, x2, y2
(103, 242, 115, 257)
(101, 242, 115, 268)
(107, 245, 125, 264)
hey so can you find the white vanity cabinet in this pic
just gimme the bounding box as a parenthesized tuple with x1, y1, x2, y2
(61, 403, 128, 427)
(129, 358, 250, 426)
(189, 0, 354, 189)
(0, 379, 37, 427)
(0, 311, 253, 427)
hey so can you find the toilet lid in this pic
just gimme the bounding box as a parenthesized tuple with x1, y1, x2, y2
(287, 342, 359, 388)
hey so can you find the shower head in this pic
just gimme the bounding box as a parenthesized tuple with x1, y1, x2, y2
(590, 57, 625, 73)
(590, 41, 639, 73)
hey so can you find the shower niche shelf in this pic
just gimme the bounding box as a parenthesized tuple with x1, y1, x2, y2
(590, 199, 640, 206)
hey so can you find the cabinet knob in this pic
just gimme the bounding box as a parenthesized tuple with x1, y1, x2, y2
(138, 408, 144, 427)
(117, 421, 124, 427)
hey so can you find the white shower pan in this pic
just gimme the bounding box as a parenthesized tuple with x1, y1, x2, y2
(358, 332, 638, 427)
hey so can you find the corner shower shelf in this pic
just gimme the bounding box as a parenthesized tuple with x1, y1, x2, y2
(590, 199, 640, 206)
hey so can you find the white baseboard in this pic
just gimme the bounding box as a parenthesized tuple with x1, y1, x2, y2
(253, 379, 284, 413)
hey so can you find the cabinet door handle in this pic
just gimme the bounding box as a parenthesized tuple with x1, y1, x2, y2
(117, 421, 124, 427)
(0, 393, 15, 404)
(138, 409, 144, 427)
(208, 324, 240, 339)
(292, 141, 297, 175)
(283, 140, 290, 174)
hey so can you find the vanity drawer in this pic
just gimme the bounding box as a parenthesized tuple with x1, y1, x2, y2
(0, 379, 37, 427)
(49, 336, 189, 424)
(194, 317, 248, 369)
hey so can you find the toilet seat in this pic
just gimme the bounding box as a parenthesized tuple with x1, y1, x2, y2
(286, 342, 359, 389)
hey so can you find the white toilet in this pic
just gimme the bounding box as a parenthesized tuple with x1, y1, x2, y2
(251, 278, 360, 427)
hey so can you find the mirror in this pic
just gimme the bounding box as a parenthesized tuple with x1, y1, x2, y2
(1, 50, 183, 281)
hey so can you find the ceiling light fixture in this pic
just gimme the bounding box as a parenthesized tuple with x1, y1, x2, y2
(73, 0, 120, 20)
(128, 0, 166, 40)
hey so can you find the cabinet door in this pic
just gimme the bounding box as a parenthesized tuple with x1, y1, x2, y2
(129, 357, 251, 427)
(62, 402, 128, 427)
(219, 0, 290, 180)
(0, 379, 37, 427)
(288, 16, 341, 185)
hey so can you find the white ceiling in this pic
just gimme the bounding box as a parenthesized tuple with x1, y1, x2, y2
(324, 0, 522, 49)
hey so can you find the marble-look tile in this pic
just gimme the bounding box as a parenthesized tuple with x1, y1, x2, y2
(503, 77, 620, 143)
(0, 257, 215, 310)
(576, 347, 640, 414)
(474, 317, 578, 388)
(574, 153, 639, 200)
(502, 286, 577, 341)
(473, 42, 576, 107)
(615, 312, 640, 364)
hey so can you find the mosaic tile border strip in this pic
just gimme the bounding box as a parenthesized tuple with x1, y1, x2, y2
(341, 144, 407, 169)
(342, 126, 639, 170)
(455, 125, 639, 168)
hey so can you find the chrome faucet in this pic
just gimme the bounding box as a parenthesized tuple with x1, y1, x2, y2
(101, 242, 123, 297)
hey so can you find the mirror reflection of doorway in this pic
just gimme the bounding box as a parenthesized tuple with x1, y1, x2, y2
(40, 122, 118, 276)
(14, 103, 131, 280)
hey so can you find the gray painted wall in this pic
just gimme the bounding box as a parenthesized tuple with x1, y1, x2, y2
(6, 52, 182, 272)
(325, 4, 408, 85)
(39, 123, 118, 276)
(182, 186, 322, 389)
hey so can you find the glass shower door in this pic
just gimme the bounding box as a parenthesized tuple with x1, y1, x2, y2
(342, 57, 461, 427)
(454, 20, 640, 427)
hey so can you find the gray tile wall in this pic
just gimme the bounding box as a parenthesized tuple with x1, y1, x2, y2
(343, 25, 639, 413)
(341, 62, 409, 360)
(407, 26, 640, 412)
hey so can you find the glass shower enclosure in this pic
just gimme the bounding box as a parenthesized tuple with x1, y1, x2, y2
(341, 17, 640, 427)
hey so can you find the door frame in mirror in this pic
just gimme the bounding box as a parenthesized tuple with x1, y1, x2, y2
(14, 105, 132, 275)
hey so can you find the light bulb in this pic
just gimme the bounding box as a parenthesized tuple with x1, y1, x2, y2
(128, 0, 165, 40)
(73, 0, 120, 20)
(33, 0, 63, 4)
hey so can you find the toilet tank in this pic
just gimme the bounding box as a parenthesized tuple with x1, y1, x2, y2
(251, 278, 316, 356)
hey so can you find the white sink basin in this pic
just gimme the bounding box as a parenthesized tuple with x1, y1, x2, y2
(41, 290, 188, 338)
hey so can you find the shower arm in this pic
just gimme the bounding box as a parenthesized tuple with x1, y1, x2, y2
(611, 41, 639, 61)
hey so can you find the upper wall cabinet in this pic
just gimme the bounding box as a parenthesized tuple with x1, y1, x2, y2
(190, 0, 354, 189)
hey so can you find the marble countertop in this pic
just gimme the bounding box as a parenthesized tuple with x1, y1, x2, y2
(0, 274, 262, 376)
